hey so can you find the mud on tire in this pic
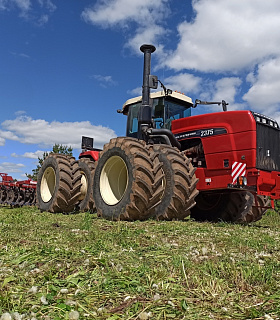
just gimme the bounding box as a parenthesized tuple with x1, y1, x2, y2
(93, 137, 154, 221)
(151, 145, 199, 220)
(190, 192, 230, 222)
(191, 191, 271, 223)
(221, 191, 255, 223)
(37, 154, 81, 213)
(75, 158, 96, 213)
(191, 191, 254, 223)
(250, 195, 271, 223)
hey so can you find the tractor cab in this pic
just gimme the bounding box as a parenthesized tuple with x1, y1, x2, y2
(121, 91, 193, 138)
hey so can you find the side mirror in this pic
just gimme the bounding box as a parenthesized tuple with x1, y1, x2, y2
(149, 75, 158, 89)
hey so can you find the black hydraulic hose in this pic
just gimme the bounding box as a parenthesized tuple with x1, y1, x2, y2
(147, 128, 181, 149)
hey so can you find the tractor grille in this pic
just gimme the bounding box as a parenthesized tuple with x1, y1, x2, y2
(252, 112, 280, 171)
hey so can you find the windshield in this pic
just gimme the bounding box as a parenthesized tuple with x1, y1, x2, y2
(126, 97, 191, 137)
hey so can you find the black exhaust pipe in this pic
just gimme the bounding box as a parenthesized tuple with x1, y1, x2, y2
(138, 44, 181, 149)
(138, 44, 156, 139)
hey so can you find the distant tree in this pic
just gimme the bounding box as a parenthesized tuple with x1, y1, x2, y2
(26, 144, 73, 181)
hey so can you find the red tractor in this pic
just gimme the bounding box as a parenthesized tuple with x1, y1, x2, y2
(36, 44, 279, 222)
(0, 173, 37, 206)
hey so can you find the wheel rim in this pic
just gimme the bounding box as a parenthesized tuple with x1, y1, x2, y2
(78, 171, 88, 201)
(100, 156, 128, 205)
(41, 167, 56, 203)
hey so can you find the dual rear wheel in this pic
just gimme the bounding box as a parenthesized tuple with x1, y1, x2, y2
(92, 137, 199, 221)
(37, 154, 96, 214)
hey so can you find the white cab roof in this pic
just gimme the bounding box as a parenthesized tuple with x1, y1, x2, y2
(122, 91, 193, 115)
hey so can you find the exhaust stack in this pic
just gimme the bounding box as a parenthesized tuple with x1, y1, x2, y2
(138, 44, 156, 139)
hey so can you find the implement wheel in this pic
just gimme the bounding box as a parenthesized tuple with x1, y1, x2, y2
(0, 187, 7, 204)
(17, 189, 26, 206)
(37, 154, 80, 213)
(151, 145, 199, 220)
(7, 188, 17, 205)
(93, 137, 154, 221)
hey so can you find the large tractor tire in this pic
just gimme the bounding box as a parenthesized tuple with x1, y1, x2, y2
(37, 154, 81, 213)
(74, 158, 96, 212)
(191, 191, 270, 223)
(93, 137, 154, 221)
(190, 192, 231, 221)
(219, 191, 254, 223)
(249, 195, 271, 223)
(151, 145, 199, 220)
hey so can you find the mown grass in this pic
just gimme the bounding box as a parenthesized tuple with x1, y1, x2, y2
(0, 207, 280, 320)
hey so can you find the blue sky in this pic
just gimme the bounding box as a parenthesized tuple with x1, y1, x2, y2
(1, 0, 280, 180)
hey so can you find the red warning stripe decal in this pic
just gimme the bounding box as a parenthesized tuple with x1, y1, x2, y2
(232, 162, 246, 183)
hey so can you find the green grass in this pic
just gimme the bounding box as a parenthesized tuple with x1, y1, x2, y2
(0, 207, 280, 319)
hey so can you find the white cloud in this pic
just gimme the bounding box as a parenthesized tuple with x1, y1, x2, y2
(0, 115, 117, 149)
(0, 0, 56, 25)
(0, 137, 5, 146)
(163, 0, 280, 73)
(14, 0, 31, 11)
(0, 162, 25, 174)
(82, 0, 169, 52)
(11, 150, 45, 159)
(126, 26, 166, 53)
(38, 0, 56, 12)
(212, 77, 241, 103)
(0, 0, 31, 14)
(243, 58, 280, 116)
(91, 74, 117, 87)
(164, 73, 202, 94)
(127, 87, 142, 97)
(82, 0, 167, 26)
(11, 52, 30, 59)
(208, 77, 244, 112)
(37, 13, 48, 25)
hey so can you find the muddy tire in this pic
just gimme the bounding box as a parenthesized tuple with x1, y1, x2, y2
(93, 137, 154, 221)
(24, 189, 32, 206)
(190, 192, 230, 221)
(151, 145, 199, 220)
(37, 154, 81, 213)
(249, 195, 271, 222)
(7, 188, 16, 205)
(191, 191, 269, 223)
(30, 189, 37, 206)
(17, 189, 26, 206)
(0, 187, 7, 204)
(75, 158, 96, 212)
(217, 191, 254, 223)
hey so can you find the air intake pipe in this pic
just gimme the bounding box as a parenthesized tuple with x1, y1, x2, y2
(138, 44, 156, 139)
(138, 44, 181, 149)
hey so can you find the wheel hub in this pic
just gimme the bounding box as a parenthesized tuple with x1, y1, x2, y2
(100, 156, 128, 205)
(41, 167, 56, 203)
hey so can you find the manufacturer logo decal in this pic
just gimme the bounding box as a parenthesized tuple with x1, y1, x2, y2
(175, 128, 227, 140)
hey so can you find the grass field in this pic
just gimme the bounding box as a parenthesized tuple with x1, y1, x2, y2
(0, 206, 280, 320)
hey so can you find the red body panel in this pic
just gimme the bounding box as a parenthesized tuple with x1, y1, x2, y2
(79, 150, 99, 161)
(172, 111, 280, 199)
